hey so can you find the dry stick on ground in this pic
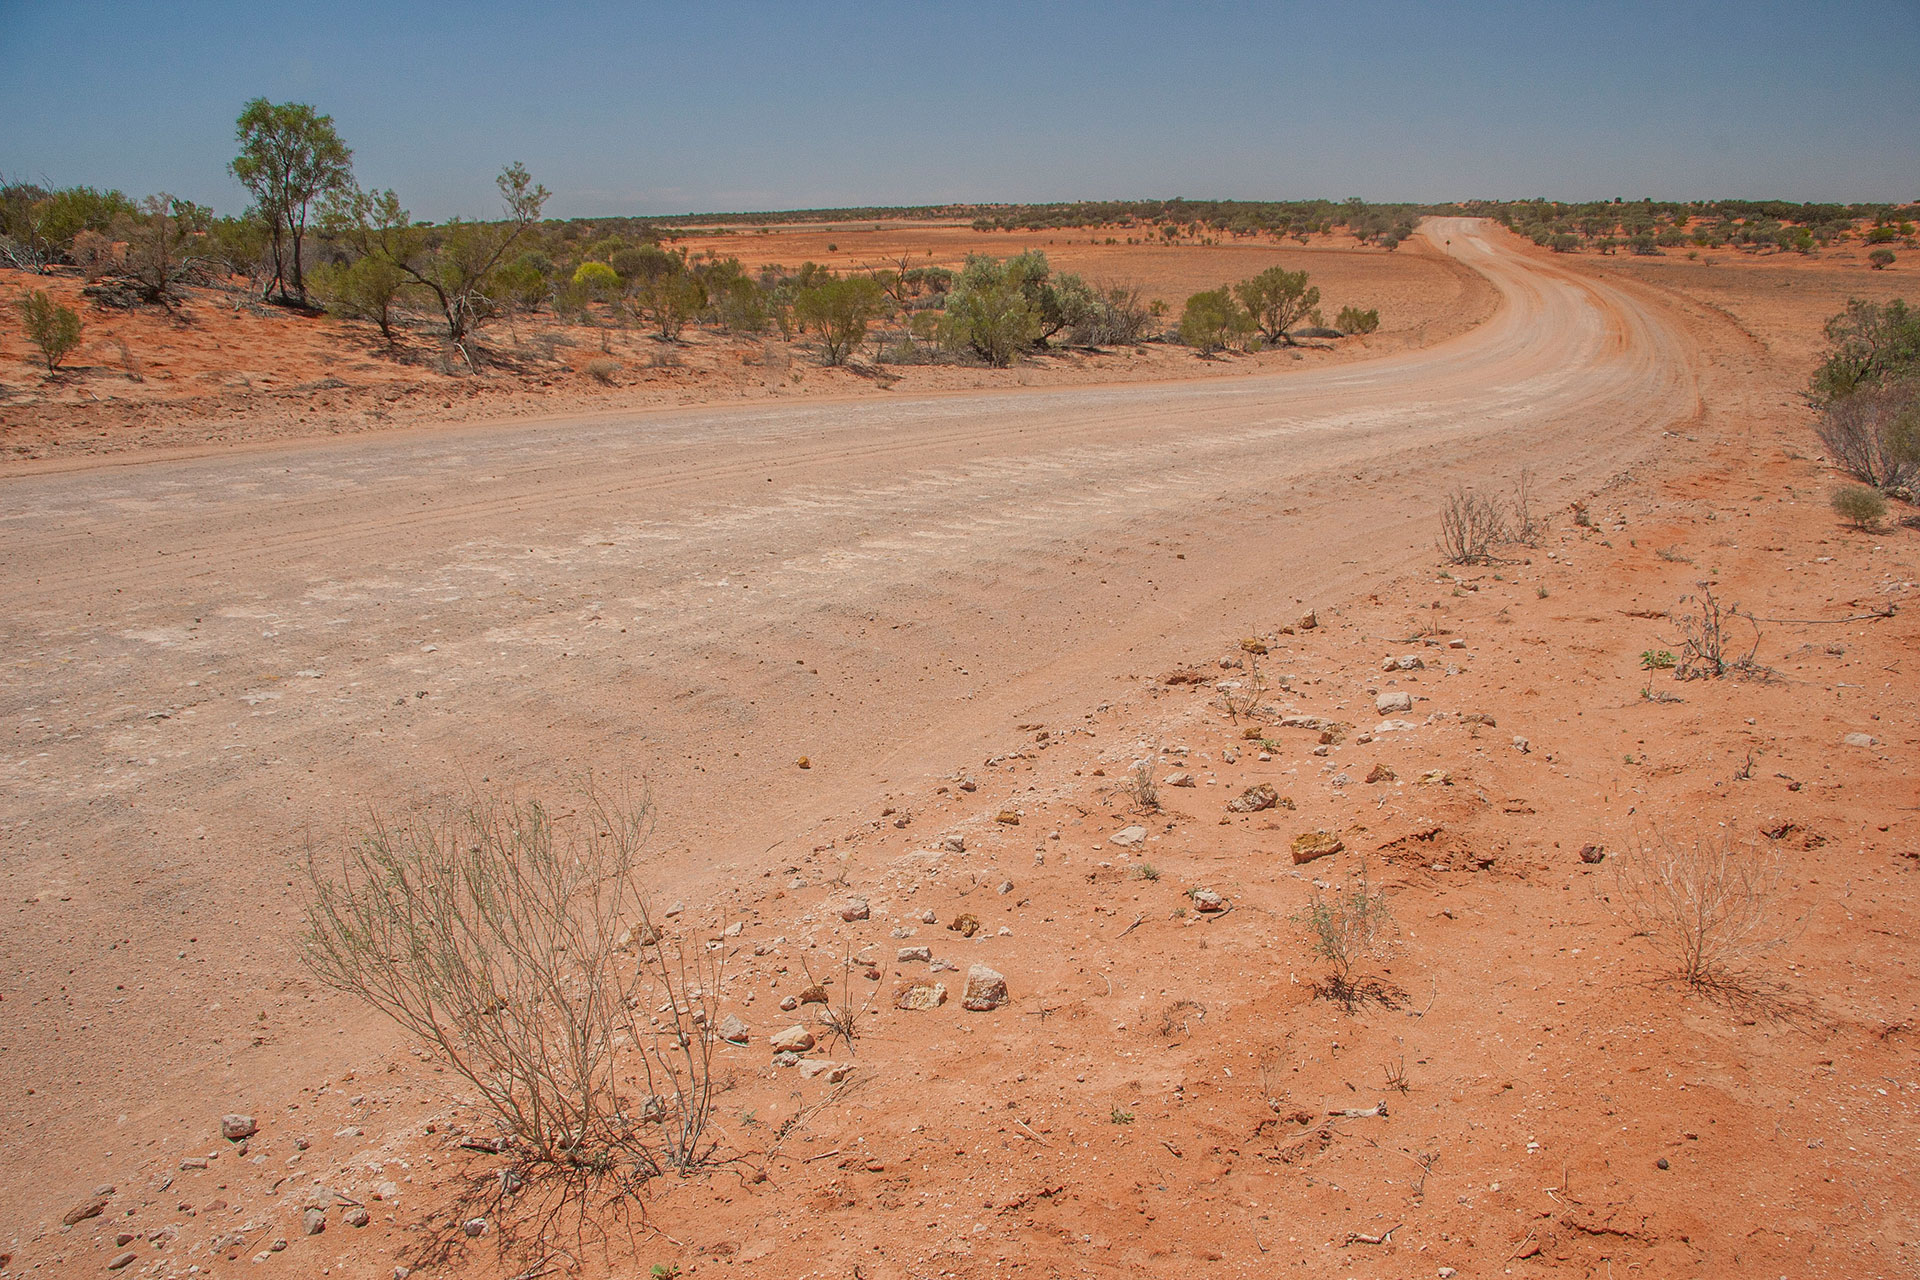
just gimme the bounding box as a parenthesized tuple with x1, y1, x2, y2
(1345, 1224, 1402, 1246)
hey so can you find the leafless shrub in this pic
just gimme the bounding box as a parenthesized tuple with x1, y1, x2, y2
(1437, 485, 1508, 564)
(1510, 467, 1546, 546)
(114, 338, 143, 382)
(803, 946, 878, 1054)
(1815, 382, 1919, 490)
(584, 357, 620, 385)
(1672, 582, 1759, 679)
(72, 230, 122, 280)
(1612, 827, 1792, 992)
(302, 782, 720, 1183)
(1216, 660, 1269, 723)
(1128, 755, 1160, 812)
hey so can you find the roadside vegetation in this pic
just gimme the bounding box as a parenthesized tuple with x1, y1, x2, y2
(1808, 297, 1919, 500)
(4, 103, 1915, 383)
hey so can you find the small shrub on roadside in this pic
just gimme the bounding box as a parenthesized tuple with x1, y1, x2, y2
(1293, 866, 1395, 1010)
(1830, 484, 1887, 529)
(1334, 305, 1380, 335)
(17, 290, 83, 372)
(585, 356, 621, 385)
(1611, 827, 1792, 993)
(1868, 248, 1895, 270)
(1437, 485, 1507, 564)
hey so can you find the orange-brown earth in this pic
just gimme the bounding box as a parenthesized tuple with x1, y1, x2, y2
(1, 221, 1915, 1280)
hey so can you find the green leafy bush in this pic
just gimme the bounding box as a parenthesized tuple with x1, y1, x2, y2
(1335, 305, 1380, 335)
(1831, 484, 1888, 529)
(16, 289, 82, 371)
(1179, 286, 1251, 354)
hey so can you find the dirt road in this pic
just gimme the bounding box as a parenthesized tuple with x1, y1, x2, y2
(0, 219, 1698, 1223)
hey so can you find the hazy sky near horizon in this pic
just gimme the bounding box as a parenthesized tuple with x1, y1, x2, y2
(2, 0, 1913, 220)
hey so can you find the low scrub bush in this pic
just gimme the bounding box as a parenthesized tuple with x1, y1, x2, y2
(1436, 485, 1507, 564)
(1831, 483, 1888, 528)
(1814, 382, 1920, 490)
(585, 356, 621, 384)
(1293, 867, 1395, 1009)
(1612, 828, 1791, 993)
(303, 783, 720, 1182)
(1334, 305, 1380, 334)
(17, 290, 83, 371)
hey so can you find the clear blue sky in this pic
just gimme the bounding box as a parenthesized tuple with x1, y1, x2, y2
(2, 0, 1914, 220)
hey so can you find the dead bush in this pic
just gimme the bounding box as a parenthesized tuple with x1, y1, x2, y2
(1612, 827, 1792, 992)
(584, 356, 620, 385)
(1437, 485, 1508, 564)
(302, 782, 720, 1182)
(1815, 382, 1920, 489)
(1672, 582, 1759, 679)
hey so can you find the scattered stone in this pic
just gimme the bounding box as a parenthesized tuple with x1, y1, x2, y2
(1418, 769, 1453, 786)
(1165, 771, 1196, 788)
(959, 777, 978, 792)
(1222, 745, 1240, 764)
(1656, 1157, 1670, 1171)
(718, 1014, 750, 1044)
(1843, 732, 1878, 748)
(664, 901, 685, 917)
(1110, 825, 1148, 846)
(949, 913, 980, 937)
(938, 834, 966, 853)
(778, 994, 798, 1011)
(1381, 654, 1426, 671)
(772, 1050, 800, 1067)
(344, 1206, 371, 1228)
(1291, 831, 1344, 864)
(837, 898, 870, 922)
(64, 1198, 108, 1226)
(107, 1252, 137, 1271)
(897, 945, 931, 963)
(796, 756, 811, 769)
(770, 1025, 815, 1054)
(962, 964, 1009, 1011)
(463, 1218, 487, 1238)
(179, 1157, 209, 1171)
(895, 980, 947, 1010)
(1512, 735, 1531, 753)
(1298, 610, 1318, 630)
(1191, 888, 1226, 912)
(997, 879, 1014, 895)
(1460, 712, 1496, 726)
(1366, 763, 1397, 784)
(1447, 638, 1467, 649)
(919, 909, 938, 924)
(1226, 784, 1279, 814)
(723, 921, 744, 938)
(373, 1181, 398, 1201)
(798, 1059, 852, 1083)
(797, 984, 829, 1005)
(1375, 691, 1413, 714)
(115, 1233, 134, 1247)
(272, 1239, 288, 1252)
(995, 810, 1021, 825)
(1240, 637, 1268, 654)
(1579, 844, 1606, 864)
(220, 1114, 257, 1141)
(303, 1208, 327, 1236)
(1374, 719, 1418, 733)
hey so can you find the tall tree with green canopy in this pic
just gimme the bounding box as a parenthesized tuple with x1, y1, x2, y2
(1234, 266, 1319, 346)
(229, 99, 354, 305)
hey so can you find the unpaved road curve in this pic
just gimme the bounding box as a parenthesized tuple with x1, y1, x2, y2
(0, 219, 1696, 1219)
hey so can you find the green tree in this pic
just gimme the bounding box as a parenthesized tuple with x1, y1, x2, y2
(16, 290, 83, 371)
(794, 275, 884, 365)
(230, 99, 354, 305)
(939, 254, 1040, 366)
(1179, 286, 1251, 354)
(312, 253, 405, 340)
(330, 163, 549, 350)
(1233, 266, 1319, 345)
(1810, 298, 1920, 406)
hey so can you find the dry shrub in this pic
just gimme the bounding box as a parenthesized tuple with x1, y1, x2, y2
(1672, 582, 1759, 679)
(302, 783, 720, 1182)
(1613, 828, 1792, 992)
(1437, 485, 1508, 564)
(1292, 866, 1396, 1010)
(1128, 756, 1160, 812)
(1830, 484, 1888, 529)
(1816, 382, 1920, 490)
(584, 357, 620, 385)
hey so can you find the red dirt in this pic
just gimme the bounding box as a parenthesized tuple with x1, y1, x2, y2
(1, 222, 1915, 1280)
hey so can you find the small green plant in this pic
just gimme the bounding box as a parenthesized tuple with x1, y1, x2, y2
(1639, 649, 1677, 670)
(1830, 484, 1888, 530)
(1132, 863, 1160, 881)
(1535, 585, 1549, 599)
(1293, 866, 1395, 1010)
(651, 1264, 682, 1279)
(1334, 304, 1380, 334)
(1110, 1106, 1135, 1125)
(17, 290, 83, 372)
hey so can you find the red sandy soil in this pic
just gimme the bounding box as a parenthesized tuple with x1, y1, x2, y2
(1, 222, 1915, 1280)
